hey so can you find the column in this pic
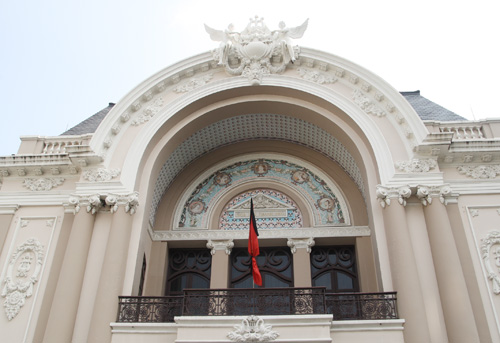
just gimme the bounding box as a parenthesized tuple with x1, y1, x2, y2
(406, 201, 448, 343)
(87, 195, 137, 343)
(376, 186, 431, 343)
(43, 202, 95, 343)
(419, 185, 480, 342)
(72, 200, 113, 343)
(287, 238, 314, 287)
(207, 239, 233, 288)
(0, 205, 18, 251)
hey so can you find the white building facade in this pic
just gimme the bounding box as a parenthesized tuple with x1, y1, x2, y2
(1, 17, 500, 343)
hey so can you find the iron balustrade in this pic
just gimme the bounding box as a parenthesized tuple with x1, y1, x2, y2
(117, 288, 397, 323)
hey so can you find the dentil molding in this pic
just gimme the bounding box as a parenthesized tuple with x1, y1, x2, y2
(1, 238, 44, 320)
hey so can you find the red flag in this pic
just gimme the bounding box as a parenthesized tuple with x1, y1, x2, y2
(248, 198, 262, 286)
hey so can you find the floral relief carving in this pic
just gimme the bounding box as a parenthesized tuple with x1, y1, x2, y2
(481, 231, 500, 294)
(296, 67, 337, 84)
(352, 89, 386, 117)
(1, 238, 44, 320)
(22, 177, 65, 191)
(131, 97, 164, 126)
(174, 74, 213, 93)
(82, 168, 120, 182)
(395, 159, 437, 173)
(227, 315, 279, 342)
(457, 165, 500, 179)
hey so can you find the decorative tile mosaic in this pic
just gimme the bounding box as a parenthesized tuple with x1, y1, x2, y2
(219, 189, 302, 230)
(178, 159, 345, 229)
(150, 113, 364, 225)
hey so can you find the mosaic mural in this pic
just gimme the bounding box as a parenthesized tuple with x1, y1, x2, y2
(177, 159, 345, 229)
(220, 189, 303, 230)
(150, 113, 364, 226)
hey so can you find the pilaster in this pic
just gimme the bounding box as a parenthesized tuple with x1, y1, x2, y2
(207, 239, 233, 288)
(287, 238, 314, 287)
(376, 185, 432, 343)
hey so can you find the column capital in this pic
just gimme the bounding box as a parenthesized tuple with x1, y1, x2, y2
(376, 184, 457, 208)
(287, 237, 315, 254)
(64, 192, 140, 215)
(206, 239, 234, 255)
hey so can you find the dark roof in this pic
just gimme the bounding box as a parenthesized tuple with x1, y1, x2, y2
(60, 91, 466, 136)
(400, 90, 466, 121)
(61, 103, 115, 135)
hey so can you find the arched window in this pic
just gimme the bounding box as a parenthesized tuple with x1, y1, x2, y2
(165, 248, 212, 295)
(310, 246, 359, 292)
(230, 247, 293, 288)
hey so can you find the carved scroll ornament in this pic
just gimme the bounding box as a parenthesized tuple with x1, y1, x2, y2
(1, 238, 44, 320)
(481, 231, 500, 295)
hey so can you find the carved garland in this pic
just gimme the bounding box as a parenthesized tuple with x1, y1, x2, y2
(457, 165, 500, 179)
(22, 177, 65, 191)
(1, 238, 44, 320)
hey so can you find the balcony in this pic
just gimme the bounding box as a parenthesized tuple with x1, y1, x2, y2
(116, 287, 398, 323)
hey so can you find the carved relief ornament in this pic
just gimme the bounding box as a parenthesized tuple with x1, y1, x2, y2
(1, 238, 44, 320)
(22, 177, 65, 191)
(227, 315, 279, 342)
(206, 239, 234, 255)
(66, 192, 139, 215)
(457, 165, 500, 179)
(287, 237, 315, 254)
(395, 159, 437, 173)
(481, 231, 500, 294)
(82, 168, 121, 182)
(205, 16, 308, 85)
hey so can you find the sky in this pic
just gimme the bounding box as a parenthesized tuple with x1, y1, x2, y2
(0, 0, 499, 156)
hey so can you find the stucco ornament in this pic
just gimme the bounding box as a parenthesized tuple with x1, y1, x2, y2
(22, 177, 65, 191)
(376, 186, 390, 208)
(481, 231, 500, 294)
(395, 159, 437, 173)
(416, 186, 432, 206)
(1, 238, 44, 320)
(82, 168, 121, 182)
(87, 195, 102, 214)
(125, 193, 139, 215)
(205, 16, 308, 85)
(227, 315, 279, 342)
(457, 165, 500, 179)
(105, 195, 119, 213)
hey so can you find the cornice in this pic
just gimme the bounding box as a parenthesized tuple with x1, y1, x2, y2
(150, 226, 370, 242)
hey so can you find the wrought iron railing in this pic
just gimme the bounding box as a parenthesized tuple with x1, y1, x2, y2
(117, 288, 398, 323)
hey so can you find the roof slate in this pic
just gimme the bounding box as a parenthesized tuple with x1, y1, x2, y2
(60, 92, 467, 136)
(61, 103, 115, 136)
(400, 90, 466, 121)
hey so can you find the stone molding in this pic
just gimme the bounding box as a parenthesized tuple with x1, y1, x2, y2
(151, 226, 370, 242)
(22, 177, 65, 191)
(206, 239, 234, 255)
(1, 238, 44, 320)
(376, 184, 453, 207)
(395, 158, 437, 173)
(480, 231, 500, 295)
(287, 237, 315, 254)
(227, 315, 279, 342)
(457, 165, 500, 179)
